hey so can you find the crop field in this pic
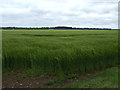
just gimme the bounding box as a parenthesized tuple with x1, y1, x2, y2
(2, 30, 118, 77)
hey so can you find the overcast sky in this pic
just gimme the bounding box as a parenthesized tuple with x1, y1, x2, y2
(0, 0, 119, 29)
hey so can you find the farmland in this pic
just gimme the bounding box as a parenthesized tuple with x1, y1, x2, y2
(2, 29, 119, 87)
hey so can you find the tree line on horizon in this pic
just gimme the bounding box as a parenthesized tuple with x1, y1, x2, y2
(0, 26, 114, 30)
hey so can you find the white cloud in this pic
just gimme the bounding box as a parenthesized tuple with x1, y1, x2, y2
(0, 0, 119, 29)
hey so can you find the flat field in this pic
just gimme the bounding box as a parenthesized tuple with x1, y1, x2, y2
(2, 30, 118, 76)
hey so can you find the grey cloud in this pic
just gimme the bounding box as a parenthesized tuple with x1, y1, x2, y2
(0, 0, 118, 29)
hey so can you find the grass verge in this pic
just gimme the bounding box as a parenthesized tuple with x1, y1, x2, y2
(61, 67, 118, 88)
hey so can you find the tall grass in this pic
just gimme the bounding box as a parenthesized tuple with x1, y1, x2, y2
(2, 30, 118, 76)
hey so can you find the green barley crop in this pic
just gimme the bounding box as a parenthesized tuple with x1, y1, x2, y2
(2, 30, 118, 76)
